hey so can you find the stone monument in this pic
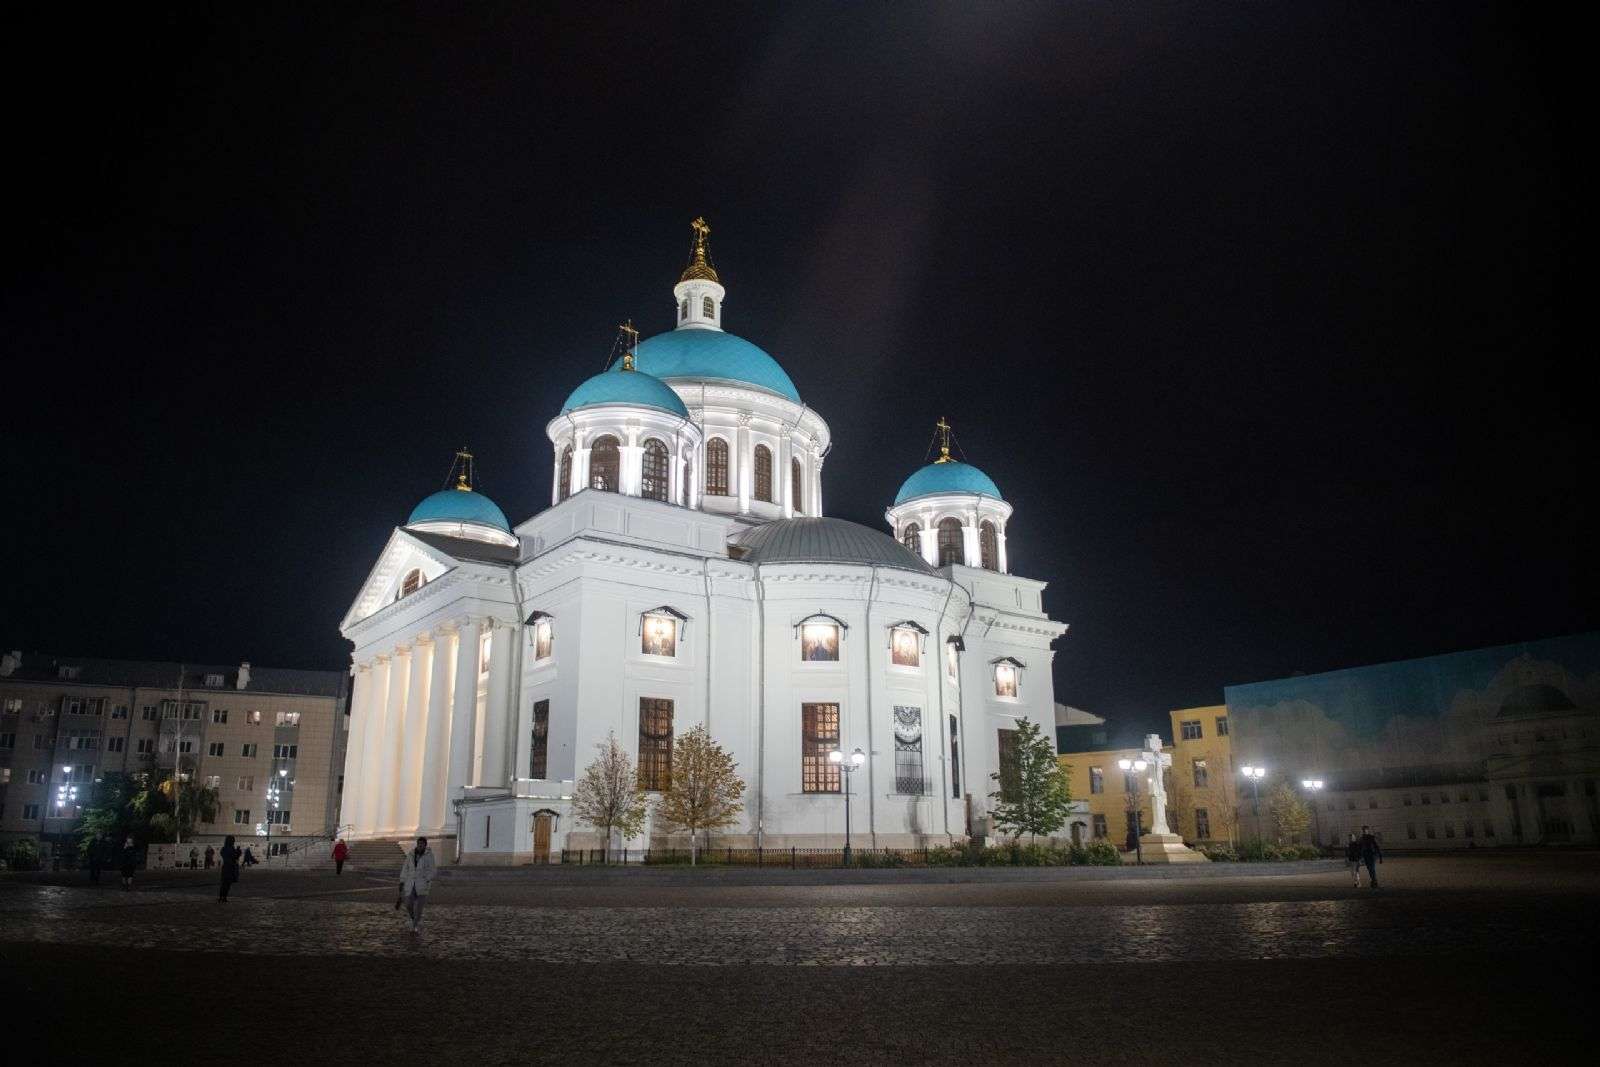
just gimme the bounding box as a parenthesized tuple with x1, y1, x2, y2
(1137, 734, 1208, 863)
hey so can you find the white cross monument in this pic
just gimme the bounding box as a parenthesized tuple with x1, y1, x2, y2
(1135, 732, 1207, 863)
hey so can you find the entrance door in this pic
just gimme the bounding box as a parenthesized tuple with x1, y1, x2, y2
(533, 814, 553, 863)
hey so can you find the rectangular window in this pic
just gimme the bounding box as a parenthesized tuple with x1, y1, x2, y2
(212, 708, 228, 724)
(1192, 759, 1208, 788)
(234, 810, 251, 825)
(272, 744, 298, 759)
(1215, 716, 1229, 737)
(1092, 813, 1107, 839)
(238, 776, 254, 791)
(204, 775, 221, 788)
(800, 622, 839, 662)
(208, 742, 225, 757)
(112, 704, 128, 719)
(1090, 767, 1104, 795)
(107, 737, 125, 753)
(247, 710, 262, 725)
(949, 714, 960, 798)
(641, 614, 679, 658)
(994, 662, 1018, 698)
(205, 673, 224, 687)
(890, 627, 920, 668)
(267, 810, 291, 825)
(996, 728, 1020, 802)
(1407, 823, 1417, 839)
(241, 743, 257, 758)
(268, 841, 289, 856)
(27, 769, 46, 784)
(2, 698, 21, 713)
(24, 804, 41, 820)
(529, 700, 549, 779)
(275, 711, 301, 727)
(0, 732, 14, 749)
(35, 735, 50, 749)
(1195, 808, 1210, 838)
(136, 738, 154, 754)
(142, 706, 158, 721)
(637, 698, 673, 791)
(802, 703, 841, 793)
(1180, 720, 1202, 741)
(892, 705, 924, 794)
(178, 740, 194, 754)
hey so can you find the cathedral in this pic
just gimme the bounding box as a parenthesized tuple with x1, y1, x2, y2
(338, 219, 1068, 861)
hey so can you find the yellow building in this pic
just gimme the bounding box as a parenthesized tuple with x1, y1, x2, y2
(1055, 703, 1236, 847)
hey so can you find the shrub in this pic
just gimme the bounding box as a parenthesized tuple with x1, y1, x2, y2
(1199, 844, 1240, 862)
(2, 838, 42, 870)
(1078, 839, 1122, 866)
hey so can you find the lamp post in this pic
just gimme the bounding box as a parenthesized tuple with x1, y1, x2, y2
(1300, 779, 1325, 848)
(1240, 765, 1267, 842)
(53, 765, 79, 870)
(828, 747, 866, 865)
(1117, 756, 1148, 864)
(264, 768, 287, 863)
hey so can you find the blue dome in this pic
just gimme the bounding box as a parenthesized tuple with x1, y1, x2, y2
(625, 329, 801, 403)
(894, 461, 1003, 505)
(561, 368, 689, 417)
(408, 488, 512, 533)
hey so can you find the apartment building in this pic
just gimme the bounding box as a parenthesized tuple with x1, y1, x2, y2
(0, 651, 348, 853)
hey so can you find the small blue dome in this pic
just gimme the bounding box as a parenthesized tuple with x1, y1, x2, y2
(561, 367, 689, 417)
(894, 461, 1003, 505)
(408, 488, 512, 533)
(626, 329, 801, 403)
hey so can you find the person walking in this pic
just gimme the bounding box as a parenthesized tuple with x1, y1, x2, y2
(189, 847, 199, 869)
(204, 845, 215, 869)
(242, 846, 258, 867)
(332, 839, 349, 876)
(397, 837, 437, 934)
(1345, 832, 1363, 887)
(118, 836, 138, 890)
(218, 835, 240, 902)
(1358, 825, 1383, 889)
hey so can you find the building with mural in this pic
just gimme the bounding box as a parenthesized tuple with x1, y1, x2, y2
(1224, 633, 1600, 848)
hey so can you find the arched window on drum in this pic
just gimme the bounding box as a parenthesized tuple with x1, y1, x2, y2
(589, 435, 620, 492)
(641, 438, 669, 501)
(979, 520, 999, 571)
(936, 518, 963, 568)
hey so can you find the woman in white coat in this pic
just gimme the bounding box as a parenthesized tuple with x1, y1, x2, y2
(398, 836, 438, 933)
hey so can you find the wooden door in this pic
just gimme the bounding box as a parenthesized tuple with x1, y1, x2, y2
(533, 814, 552, 862)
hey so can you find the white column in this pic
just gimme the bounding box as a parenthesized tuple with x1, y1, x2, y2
(396, 635, 432, 834)
(621, 426, 642, 497)
(357, 655, 391, 835)
(446, 618, 482, 803)
(779, 432, 792, 518)
(736, 417, 752, 513)
(418, 626, 455, 834)
(962, 510, 981, 567)
(997, 524, 1010, 574)
(339, 663, 372, 830)
(550, 447, 563, 506)
(479, 621, 514, 787)
(917, 515, 937, 566)
(813, 453, 824, 516)
(376, 646, 411, 834)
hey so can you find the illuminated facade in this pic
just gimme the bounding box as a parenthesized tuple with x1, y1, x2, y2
(338, 220, 1068, 861)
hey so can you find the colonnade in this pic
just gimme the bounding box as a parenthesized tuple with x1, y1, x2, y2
(341, 615, 518, 838)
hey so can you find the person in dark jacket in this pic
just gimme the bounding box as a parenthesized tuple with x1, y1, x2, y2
(218, 835, 240, 902)
(242, 846, 258, 867)
(1344, 832, 1363, 887)
(87, 836, 104, 885)
(118, 837, 138, 890)
(1358, 825, 1383, 889)
(204, 845, 215, 869)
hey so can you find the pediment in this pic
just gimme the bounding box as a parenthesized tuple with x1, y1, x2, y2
(340, 528, 463, 632)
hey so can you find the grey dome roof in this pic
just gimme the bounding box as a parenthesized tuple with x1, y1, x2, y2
(734, 517, 936, 575)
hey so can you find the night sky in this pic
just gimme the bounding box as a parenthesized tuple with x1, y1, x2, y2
(4, 4, 1587, 737)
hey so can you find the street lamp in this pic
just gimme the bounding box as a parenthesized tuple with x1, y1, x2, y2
(828, 747, 866, 865)
(1117, 757, 1149, 864)
(1240, 765, 1267, 843)
(264, 768, 288, 863)
(1301, 779, 1325, 848)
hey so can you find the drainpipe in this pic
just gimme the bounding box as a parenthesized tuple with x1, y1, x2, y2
(957, 597, 977, 839)
(933, 576, 957, 841)
(754, 561, 766, 847)
(702, 558, 714, 735)
(507, 562, 527, 792)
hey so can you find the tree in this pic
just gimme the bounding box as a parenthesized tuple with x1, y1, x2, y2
(76, 771, 219, 857)
(988, 717, 1072, 841)
(572, 733, 649, 861)
(1268, 781, 1311, 844)
(654, 725, 745, 865)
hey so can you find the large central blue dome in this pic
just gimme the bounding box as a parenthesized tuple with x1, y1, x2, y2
(623, 329, 801, 403)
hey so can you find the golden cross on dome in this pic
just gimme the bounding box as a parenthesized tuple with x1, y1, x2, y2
(619, 320, 639, 370)
(935, 417, 953, 463)
(680, 216, 720, 283)
(454, 447, 474, 491)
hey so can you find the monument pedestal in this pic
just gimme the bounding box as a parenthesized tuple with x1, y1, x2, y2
(1136, 832, 1209, 863)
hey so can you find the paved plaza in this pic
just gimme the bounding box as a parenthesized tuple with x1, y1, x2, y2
(3, 852, 1594, 1063)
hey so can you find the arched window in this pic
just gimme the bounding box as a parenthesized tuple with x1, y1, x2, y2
(702, 295, 714, 318)
(641, 438, 669, 501)
(936, 518, 963, 567)
(979, 520, 999, 571)
(679, 299, 688, 322)
(753, 444, 773, 502)
(589, 435, 620, 492)
(901, 523, 921, 554)
(557, 446, 573, 502)
(400, 569, 424, 598)
(791, 457, 802, 512)
(706, 438, 729, 496)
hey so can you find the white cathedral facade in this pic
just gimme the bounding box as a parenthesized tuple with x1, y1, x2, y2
(337, 220, 1068, 862)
